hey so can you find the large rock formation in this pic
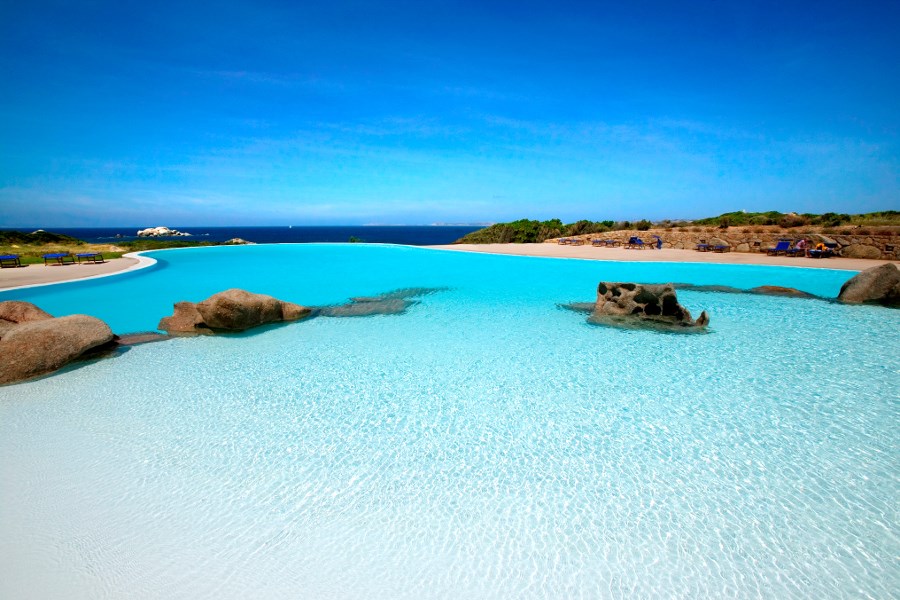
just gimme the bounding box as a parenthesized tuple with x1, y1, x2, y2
(590, 282, 709, 330)
(158, 289, 312, 334)
(837, 263, 900, 307)
(840, 244, 882, 260)
(0, 301, 54, 337)
(137, 226, 191, 237)
(0, 302, 115, 385)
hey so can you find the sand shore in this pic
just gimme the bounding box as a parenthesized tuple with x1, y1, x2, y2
(0, 257, 141, 290)
(427, 243, 897, 271)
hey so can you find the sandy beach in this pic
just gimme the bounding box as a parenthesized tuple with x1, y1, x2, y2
(0, 257, 140, 290)
(428, 243, 897, 271)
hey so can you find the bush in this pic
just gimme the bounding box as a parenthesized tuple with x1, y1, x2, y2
(635, 219, 652, 231)
(778, 214, 810, 228)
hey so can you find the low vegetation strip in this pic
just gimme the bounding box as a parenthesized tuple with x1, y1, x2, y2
(454, 211, 900, 244)
(0, 231, 231, 265)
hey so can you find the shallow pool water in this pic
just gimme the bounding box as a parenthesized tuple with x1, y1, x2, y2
(1, 245, 898, 599)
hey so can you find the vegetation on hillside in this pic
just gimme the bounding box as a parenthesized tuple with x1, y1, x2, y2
(693, 210, 900, 228)
(456, 218, 624, 244)
(455, 211, 900, 243)
(0, 230, 85, 246)
(0, 231, 220, 265)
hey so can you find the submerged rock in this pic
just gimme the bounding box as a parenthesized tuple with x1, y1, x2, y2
(590, 282, 709, 330)
(318, 287, 447, 317)
(747, 286, 815, 298)
(673, 283, 815, 298)
(158, 289, 312, 334)
(837, 263, 900, 307)
(0, 308, 115, 385)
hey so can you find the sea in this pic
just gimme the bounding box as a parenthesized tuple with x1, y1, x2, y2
(6, 226, 482, 246)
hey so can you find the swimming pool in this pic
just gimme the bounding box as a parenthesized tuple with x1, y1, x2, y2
(1, 245, 898, 598)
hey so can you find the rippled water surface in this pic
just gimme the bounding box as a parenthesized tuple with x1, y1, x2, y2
(1, 245, 898, 599)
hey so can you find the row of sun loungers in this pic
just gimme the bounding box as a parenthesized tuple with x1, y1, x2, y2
(560, 236, 667, 249)
(0, 253, 105, 268)
(695, 243, 731, 252)
(557, 238, 585, 246)
(765, 240, 840, 258)
(695, 239, 843, 257)
(560, 237, 661, 248)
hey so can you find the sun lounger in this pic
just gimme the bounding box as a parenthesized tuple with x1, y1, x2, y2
(696, 239, 709, 252)
(713, 245, 730, 253)
(624, 237, 645, 249)
(0, 254, 21, 268)
(591, 238, 604, 246)
(557, 238, 571, 245)
(570, 238, 585, 246)
(605, 239, 621, 247)
(76, 252, 104, 263)
(43, 253, 75, 265)
(765, 240, 791, 256)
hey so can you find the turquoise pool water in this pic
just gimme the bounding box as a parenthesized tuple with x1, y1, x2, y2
(1, 245, 898, 599)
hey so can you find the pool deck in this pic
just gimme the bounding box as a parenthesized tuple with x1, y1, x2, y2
(0, 257, 140, 290)
(427, 243, 897, 271)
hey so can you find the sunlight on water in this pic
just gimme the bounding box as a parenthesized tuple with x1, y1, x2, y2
(1, 245, 898, 599)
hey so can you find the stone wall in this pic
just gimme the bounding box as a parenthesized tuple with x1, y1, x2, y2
(549, 227, 899, 259)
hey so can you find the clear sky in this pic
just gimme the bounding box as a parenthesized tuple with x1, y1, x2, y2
(1, 0, 897, 226)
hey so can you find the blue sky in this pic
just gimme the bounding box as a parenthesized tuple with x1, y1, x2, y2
(1, 0, 897, 226)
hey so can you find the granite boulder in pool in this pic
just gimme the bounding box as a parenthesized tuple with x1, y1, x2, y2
(590, 282, 709, 330)
(837, 263, 900, 307)
(0, 301, 115, 385)
(158, 288, 312, 334)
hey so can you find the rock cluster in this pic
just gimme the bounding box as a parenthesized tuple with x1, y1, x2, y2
(222, 238, 255, 245)
(137, 226, 191, 237)
(837, 263, 900, 307)
(0, 301, 115, 385)
(590, 282, 709, 330)
(158, 289, 311, 334)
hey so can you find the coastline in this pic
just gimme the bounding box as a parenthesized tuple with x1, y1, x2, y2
(0, 254, 149, 291)
(2, 242, 897, 292)
(426, 243, 897, 271)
